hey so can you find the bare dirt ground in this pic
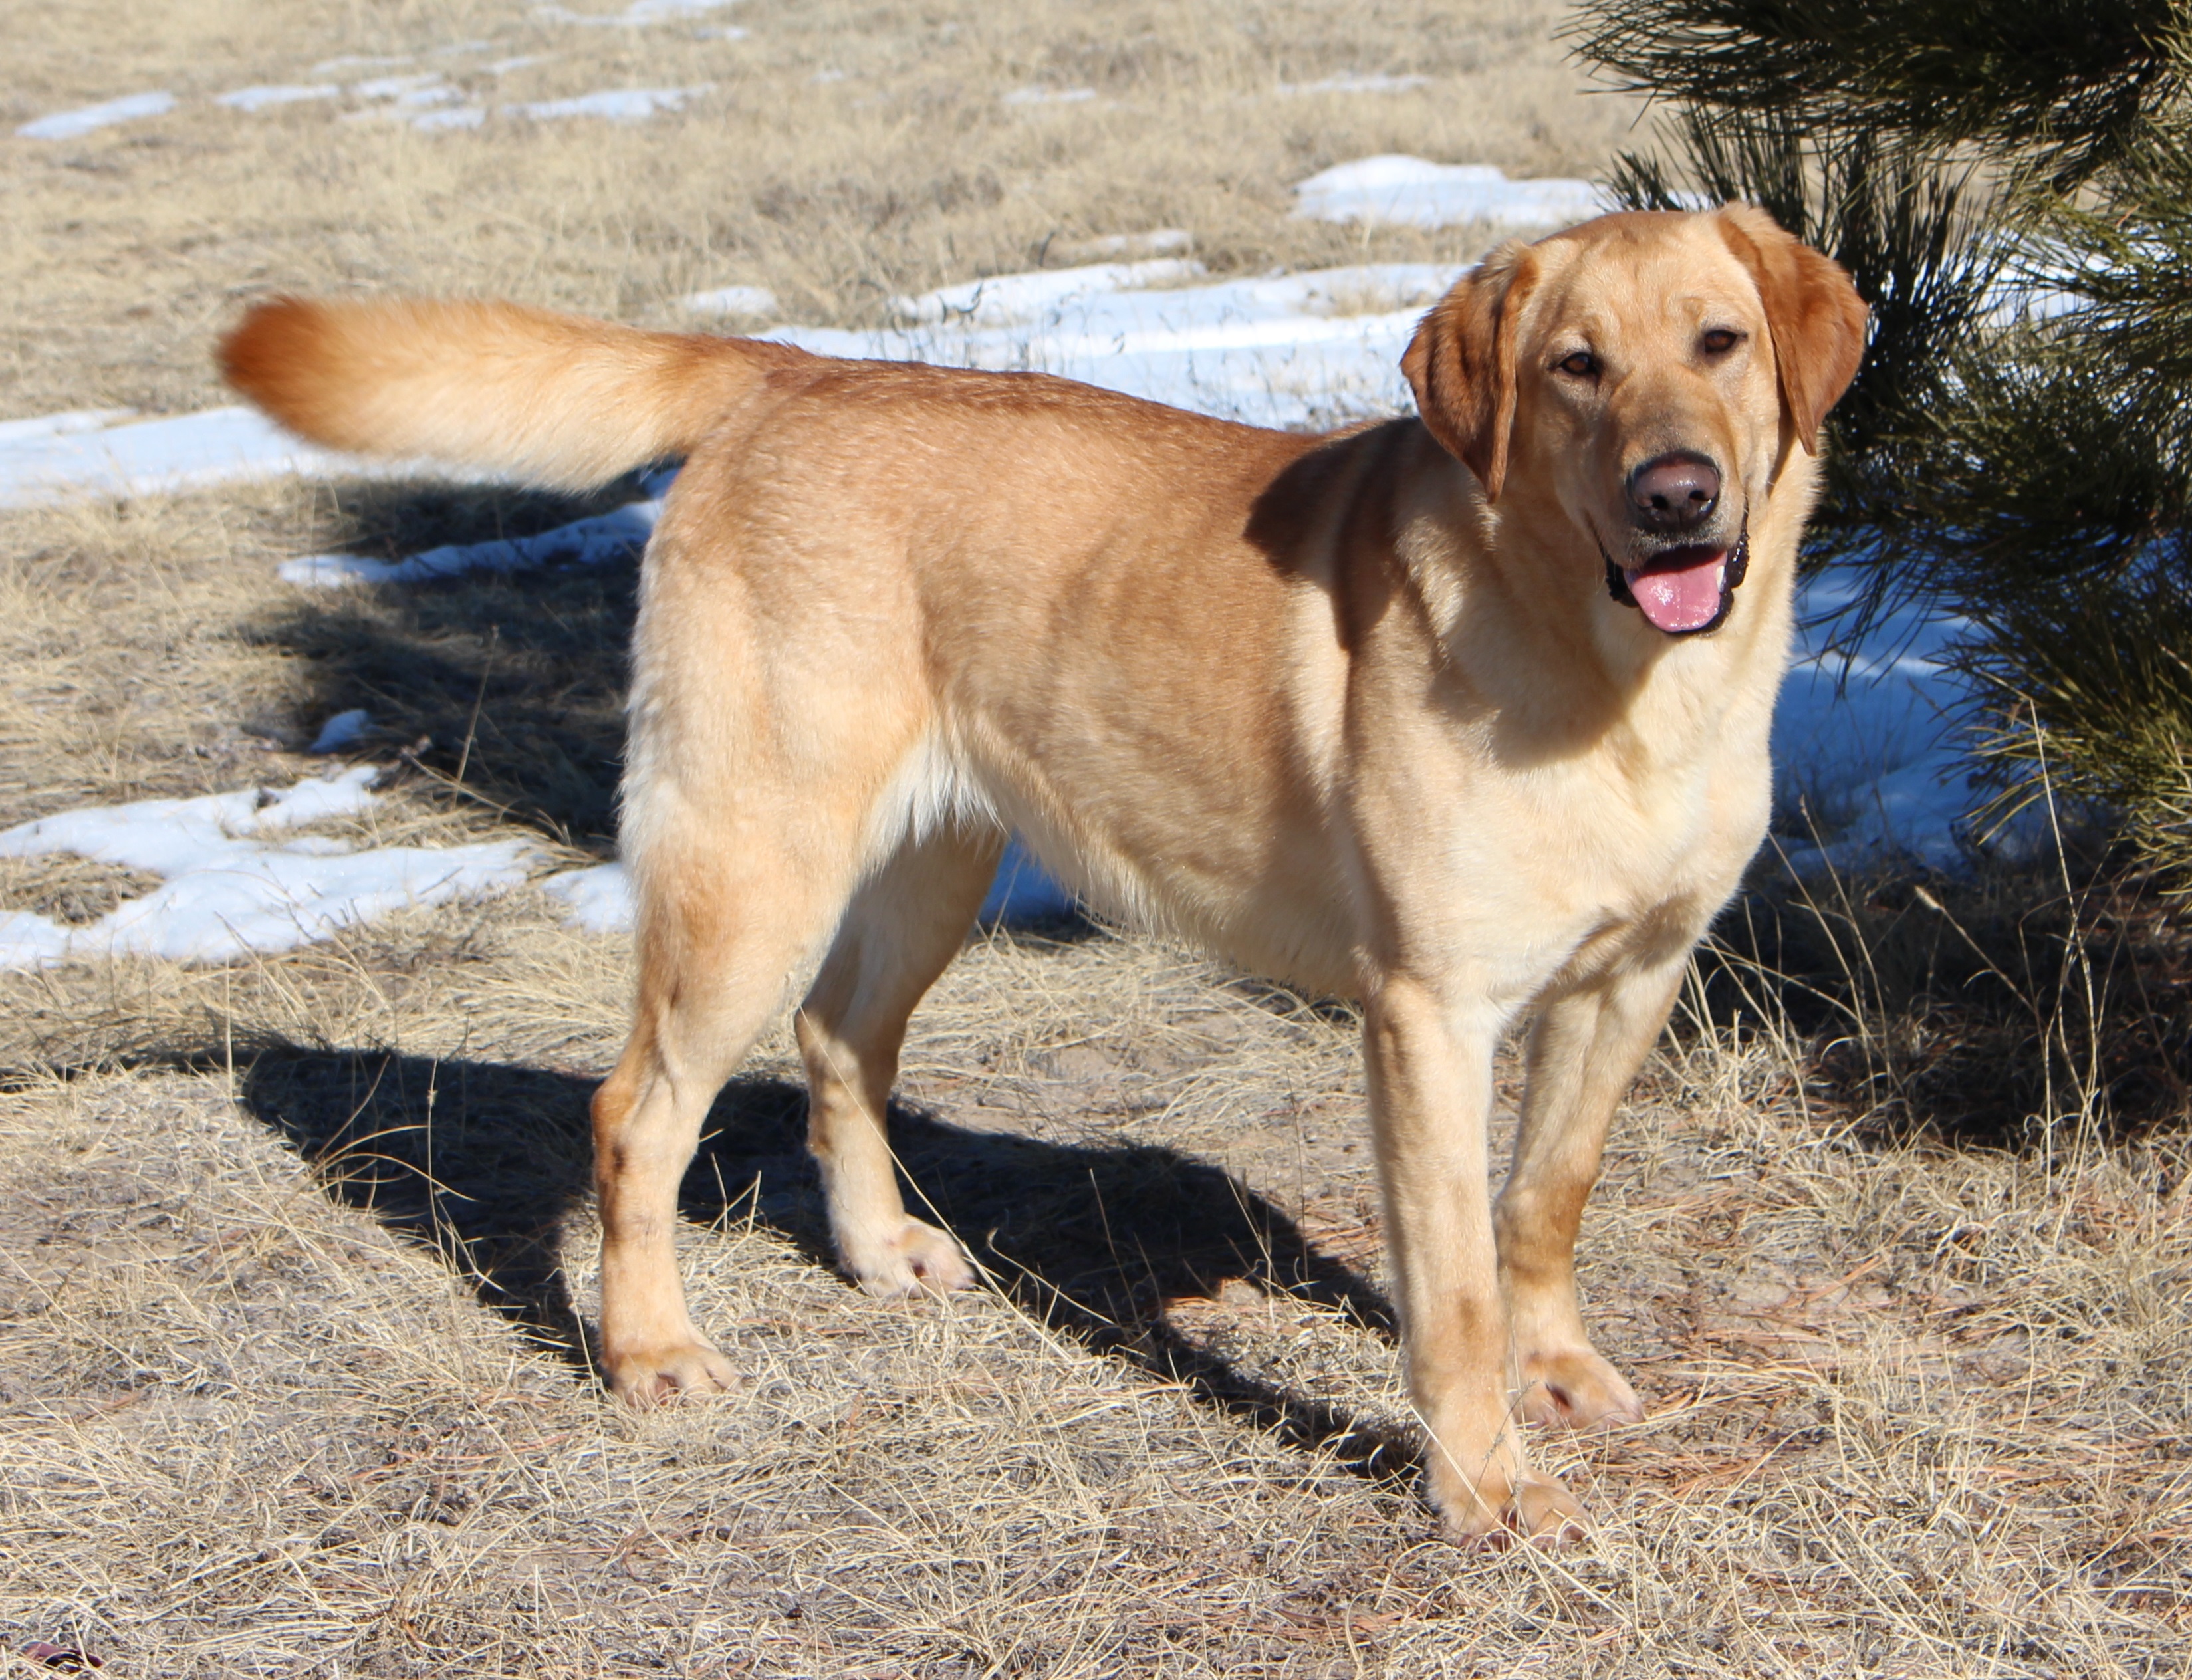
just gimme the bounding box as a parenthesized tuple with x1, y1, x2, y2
(1, 3, 2188, 1676)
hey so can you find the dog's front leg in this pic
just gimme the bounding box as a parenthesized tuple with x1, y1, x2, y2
(1362, 975, 1588, 1545)
(1496, 956, 1686, 1435)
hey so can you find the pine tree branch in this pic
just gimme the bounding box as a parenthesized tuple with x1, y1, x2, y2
(1566, 0, 2179, 180)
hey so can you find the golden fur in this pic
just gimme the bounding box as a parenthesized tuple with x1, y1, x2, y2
(221, 205, 1867, 1544)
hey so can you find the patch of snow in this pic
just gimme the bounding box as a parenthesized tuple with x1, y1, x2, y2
(281, 497, 664, 588)
(1773, 574, 1973, 873)
(1003, 86, 1097, 106)
(352, 73, 445, 100)
(484, 55, 553, 75)
(218, 84, 341, 112)
(981, 840, 1078, 925)
(512, 86, 708, 122)
(0, 767, 537, 969)
(308, 709, 373, 755)
(536, 0, 740, 25)
(0, 404, 502, 511)
(0, 911, 70, 967)
(891, 259, 1208, 327)
(16, 92, 176, 141)
(772, 258, 1455, 432)
(1982, 243, 2109, 328)
(1997, 286, 2085, 326)
(1294, 155, 1606, 233)
(539, 860, 634, 932)
(411, 106, 487, 132)
(681, 283, 777, 317)
(1278, 74, 1428, 96)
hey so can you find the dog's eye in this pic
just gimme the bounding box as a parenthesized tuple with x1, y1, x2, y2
(1700, 328, 1744, 356)
(1555, 350, 1598, 378)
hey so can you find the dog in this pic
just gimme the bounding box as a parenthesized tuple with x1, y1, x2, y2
(221, 204, 1866, 1544)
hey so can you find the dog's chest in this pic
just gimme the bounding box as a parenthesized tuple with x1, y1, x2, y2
(1416, 716, 1770, 997)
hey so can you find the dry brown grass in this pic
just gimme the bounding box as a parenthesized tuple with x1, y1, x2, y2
(5, 923, 2189, 1675)
(3, 3, 2189, 1676)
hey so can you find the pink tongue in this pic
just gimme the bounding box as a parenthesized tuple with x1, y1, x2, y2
(1624, 553, 1726, 634)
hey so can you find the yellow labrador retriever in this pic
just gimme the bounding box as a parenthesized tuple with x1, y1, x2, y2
(222, 205, 1865, 1544)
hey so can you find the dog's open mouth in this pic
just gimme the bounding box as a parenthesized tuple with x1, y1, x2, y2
(1605, 530, 1749, 636)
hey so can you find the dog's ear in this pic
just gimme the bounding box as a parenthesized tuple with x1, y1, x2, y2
(1716, 203, 1869, 455)
(1402, 242, 1538, 502)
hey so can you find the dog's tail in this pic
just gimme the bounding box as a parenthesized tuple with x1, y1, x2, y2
(219, 296, 813, 490)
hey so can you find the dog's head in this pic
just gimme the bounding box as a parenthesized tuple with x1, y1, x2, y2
(1402, 206, 1867, 636)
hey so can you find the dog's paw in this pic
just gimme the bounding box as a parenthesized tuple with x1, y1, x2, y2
(1517, 1345, 1645, 1433)
(604, 1340, 744, 1408)
(842, 1217, 975, 1298)
(1437, 1467, 1591, 1551)
(1506, 1472, 1592, 1550)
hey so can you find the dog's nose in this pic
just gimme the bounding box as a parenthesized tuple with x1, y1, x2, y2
(1628, 453, 1721, 533)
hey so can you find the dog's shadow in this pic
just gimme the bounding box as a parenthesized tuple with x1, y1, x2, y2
(237, 1048, 1414, 1484)
(253, 479, 648, 849)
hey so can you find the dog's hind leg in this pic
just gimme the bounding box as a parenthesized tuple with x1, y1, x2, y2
(590, 821, 865, 1405)
(794, 826, 1005, 1297)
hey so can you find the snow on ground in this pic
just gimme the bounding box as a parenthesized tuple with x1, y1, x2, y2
(511, 86, 708, 122)
(412, 106, 489, 133)
(1279, 74, 1429, 96)
(539, 861, 636, 934)
(308, 709, 374, 755)
(0, 161, 1974, 957)
(1776, 575, 1973, 872)
(1294, 156, 1606, 233)
(681, 284, 778, 318)
(19, 11, 724, 148)
(764, 258, 1457, 431)
(535, 0, 739, 23)
(351, 72, 447, 100)
(281, 487, 668, 587)
(216, 85, 342, 113)
(15, 92, 176, 141)
(889, 258, 1208, 326)
(0, 404, 498, 510)
(0, 768, 535, 969)
(981, 843, 1078, 923)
